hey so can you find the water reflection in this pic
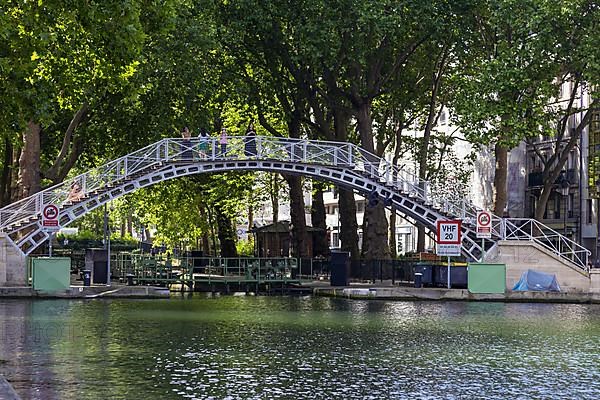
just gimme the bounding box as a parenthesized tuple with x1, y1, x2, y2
(1, 297, 600, 399)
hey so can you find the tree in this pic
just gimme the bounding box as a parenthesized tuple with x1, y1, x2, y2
(450, 0, 600, 218)
(0, 1, 152, 199)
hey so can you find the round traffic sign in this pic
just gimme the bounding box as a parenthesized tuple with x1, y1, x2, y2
(477, 211, 491, 227)
(43, 204, 59, 220)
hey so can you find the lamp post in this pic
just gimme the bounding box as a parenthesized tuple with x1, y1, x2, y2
(558, 171, 570, 237)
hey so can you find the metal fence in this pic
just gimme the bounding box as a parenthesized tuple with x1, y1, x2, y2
(112, 254, 300, 285)
(110, 253, 419, 287)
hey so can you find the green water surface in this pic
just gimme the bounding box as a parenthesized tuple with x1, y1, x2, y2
(1, 296, 600, 399)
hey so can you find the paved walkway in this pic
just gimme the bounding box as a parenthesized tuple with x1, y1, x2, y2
(313, 286, 600, 303)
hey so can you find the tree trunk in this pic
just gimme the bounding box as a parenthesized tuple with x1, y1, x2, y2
(417, 228, 426, 253)
(389, 212, 397, 258)
(17, 121, 41, 199)
(247, 203, 254, 230)
(330, 105, 360, 259)
(44, 102, 88, 184)
(355, 101, 390, 258)
(415, 49, 448, 252)
(202, 233, 211, 255)
(215, 205, 238, 257)
(285, 175, 308, 257)
(271, 173, 279, 223)
(338, 187, 359, 259)
(311, 180, 330, 258)
(127, 213, 133, 236)
(362, 202, 390, 260)
(0, 135, 13, 206)
(493, 142, 508, 215)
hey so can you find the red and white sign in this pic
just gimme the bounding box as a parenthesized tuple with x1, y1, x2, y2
(436, 220, 462, 256)
(476, 211, 492, 239)
(42, 204, 60, 231)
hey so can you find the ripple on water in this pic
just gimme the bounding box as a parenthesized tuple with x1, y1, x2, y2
(1, 298, 600, 399)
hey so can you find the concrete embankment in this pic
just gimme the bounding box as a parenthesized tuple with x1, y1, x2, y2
(0, 375, 21, 400)
(0, 285, 170, 299)
(314, 286, 600, 303)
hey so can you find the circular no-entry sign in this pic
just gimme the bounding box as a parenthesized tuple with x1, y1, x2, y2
(42, 204, 60, 230)
(476, 211, 492, 238)
(477, 211, 491, 227)
(43, 204, 59, 219)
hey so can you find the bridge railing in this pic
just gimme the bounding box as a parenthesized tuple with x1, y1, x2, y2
(0, 135, 591, 270)
(491, 218, 590, 269)
(347, 144, 590, 270)
(0, 140, 165, 228)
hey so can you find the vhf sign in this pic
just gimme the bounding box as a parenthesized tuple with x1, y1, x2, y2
(436, 220, 462, 257)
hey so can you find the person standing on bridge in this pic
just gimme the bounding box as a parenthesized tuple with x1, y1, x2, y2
(181, 126, 192, 160)
(219, 127, 228, 158)
(67, 181, 83, 202)
(181, 126, 191, 140)
(198, 127, 209, 159)
(244, 122, 257, 158)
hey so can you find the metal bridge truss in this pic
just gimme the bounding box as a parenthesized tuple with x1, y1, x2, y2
(0, 136, 590, 269)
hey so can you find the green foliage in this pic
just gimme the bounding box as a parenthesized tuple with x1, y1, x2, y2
(451, 0, 599, 146)
(2, 0, 599, 249)
(236, 239, 255, 257)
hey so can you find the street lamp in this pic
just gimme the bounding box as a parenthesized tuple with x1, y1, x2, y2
(558, 171, 570, 236)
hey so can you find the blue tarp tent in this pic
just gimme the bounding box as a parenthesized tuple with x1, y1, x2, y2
(512, 269, 561, 292)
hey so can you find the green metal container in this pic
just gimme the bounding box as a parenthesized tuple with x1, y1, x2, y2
(31, 257, 71, 292)
(467, 263, 506, 294)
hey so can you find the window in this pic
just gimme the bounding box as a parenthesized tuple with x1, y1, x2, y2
(569, 193, 575, 218)
(439, 110, 447, 125)
(587, 199, 593, 224)
(554, 195, 561, 219)
(529, 196, 536, 218)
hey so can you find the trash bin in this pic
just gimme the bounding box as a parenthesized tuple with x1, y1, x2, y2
(126, 274, 134, 286)
(330, 250, 350, 286)
(435, 265, 468, 288)
(414, 272, 423, 288)
(83, 270, 91, 286)
(414, 263, 433, 286)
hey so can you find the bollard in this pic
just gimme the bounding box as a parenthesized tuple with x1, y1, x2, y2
(83, 270, 91, 287)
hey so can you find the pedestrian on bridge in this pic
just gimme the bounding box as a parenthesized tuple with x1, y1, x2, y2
(219, 127, 228, 157)
(198, 127, 209, 159)
(244, 122, 256, 157)
(181, 126, 193, 160)
(67, 181, 83, 202)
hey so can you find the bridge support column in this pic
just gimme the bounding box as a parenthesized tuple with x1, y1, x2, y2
(0, 234, 26, 286)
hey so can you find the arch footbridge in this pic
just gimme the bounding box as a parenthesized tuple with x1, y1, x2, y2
(0, 136, 590, 273)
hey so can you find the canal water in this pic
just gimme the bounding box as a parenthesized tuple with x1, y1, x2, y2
(1, 296, 600, 399)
